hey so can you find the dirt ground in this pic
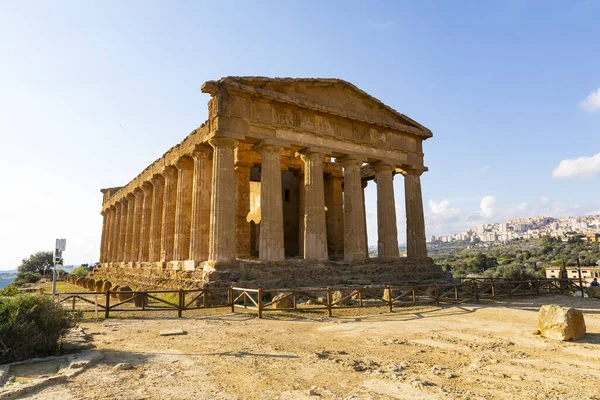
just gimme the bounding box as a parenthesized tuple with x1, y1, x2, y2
(22, 295, 600, 400)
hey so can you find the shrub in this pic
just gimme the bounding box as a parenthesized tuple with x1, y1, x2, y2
(0, 284, 18, 297)
(71, 266, 92, 277)
(0, 294, 75, 364)
(13, 272, 42, 286)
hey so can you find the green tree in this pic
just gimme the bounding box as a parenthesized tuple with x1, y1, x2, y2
(17, 251, 53, 275)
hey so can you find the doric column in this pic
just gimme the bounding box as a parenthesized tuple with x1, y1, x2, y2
(124, 193, 136, 262)
(118, 198, 128, 262)
(373, 163, 399, 259)
(138, 182, 153, 262)
(131, 188, 144, 263)
(255, 141, 285, 261)
(105, 206, 115, 262)
(190, 147, 212, 262)
(235, 161, 253, 260)
(112, 202, 123, 262)
(338, 157, 367, 262)
(149, 174, 165, 262)
(173, 157, 194, 261)
(402, 168, 428, 257)
(208, 137, 238, 263)
(300, 150, 328, 260)
(324, 173, 344, 259)
(160, 166, 178, 262)
(294, 170, 305, 258)
(362, 180, 369, 258)
(100, 210, 108, 263)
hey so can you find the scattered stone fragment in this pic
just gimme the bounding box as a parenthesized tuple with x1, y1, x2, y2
(532, 329, 541, 336)
(538, 304, 586, 341)
(271, 293, 293, 309)
(159, 328, 187, 336)
(113, 362, 135, 371)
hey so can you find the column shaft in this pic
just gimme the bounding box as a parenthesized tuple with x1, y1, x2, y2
(173, 158, 194, 261)
(99, 211, 108, 263)
(118, 199, 128, 262)
(138, 182, 153, 262)
(105, 207, 115, 262)
(324, 175, 344, 258)
(124, 194, 136, 262)
(301, 151, 328, 260)
(160, 166, 178, 262)
(149, 175, 165, 262)
(112, 203, 122, 262)
(374, 164, 399, 258)
(208, 137, 238, 263)
(236, 162, 252, 259)
(339, 158, 367, 262)
(256, 143, 285, 261)
(130, 189, 143, 262)
(403, 170, 428, 257)
(190, 148, 212, 261)
(296, 171, 305, 258)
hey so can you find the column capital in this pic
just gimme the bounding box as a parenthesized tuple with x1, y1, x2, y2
(109, 204, 117, 211)
(208, 136, 239, 150)
(134, 187, 144, 197)
(115, 200, 123, 208)
(253, 139, 284, 155)
(151, 173, 165, 185)
(119, 196, 128, 205)
(175, 156, 194, 170)
(163, 165, 178, 179)
(142, 181, 153, 194)
(337, 155, 366, 168)
(371, 162, 396, 173)
(400, 167, 427, 177)
(234, 160, 254, 171)
(126, 192, 135, 201)
(192, 144, 212, 159)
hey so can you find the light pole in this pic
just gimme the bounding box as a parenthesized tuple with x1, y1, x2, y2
(52, 239, 66, 295)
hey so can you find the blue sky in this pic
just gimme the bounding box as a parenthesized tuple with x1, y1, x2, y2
(1, 0, 599, 269)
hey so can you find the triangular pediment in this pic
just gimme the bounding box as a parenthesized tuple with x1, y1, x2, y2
(202, 77, 432, 138)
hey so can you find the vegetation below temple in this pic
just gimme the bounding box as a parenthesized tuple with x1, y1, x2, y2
(429, 237, 600, 279)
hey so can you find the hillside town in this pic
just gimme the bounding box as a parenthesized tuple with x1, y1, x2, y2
(429, 214, 600, 245)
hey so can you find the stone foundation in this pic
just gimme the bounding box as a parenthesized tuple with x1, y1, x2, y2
(91, 258, 450, 290)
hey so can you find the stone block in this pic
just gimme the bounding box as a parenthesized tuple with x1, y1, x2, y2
(586, 286, 600, 298)
(271, 292, 294, 309)
(117, 286, 134, 302)
(183, 260, 197, 271)
(538, 304, 586, 341)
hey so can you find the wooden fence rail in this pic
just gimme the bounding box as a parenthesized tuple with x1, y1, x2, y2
(52, 278, 582, 319)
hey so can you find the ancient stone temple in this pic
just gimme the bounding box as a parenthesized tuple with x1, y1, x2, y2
(97, 77, 446, 289)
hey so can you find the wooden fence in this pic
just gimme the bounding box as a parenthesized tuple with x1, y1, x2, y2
(52, 278, 582, 319)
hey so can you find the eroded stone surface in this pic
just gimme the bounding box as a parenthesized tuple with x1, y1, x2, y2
(96, 77, 443, 289)
(538, 304, 586, 341)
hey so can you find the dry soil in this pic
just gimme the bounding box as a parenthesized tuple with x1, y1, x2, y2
(20, 295, 600, 400)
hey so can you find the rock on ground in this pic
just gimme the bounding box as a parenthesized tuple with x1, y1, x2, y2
(538, 304, 586, 341)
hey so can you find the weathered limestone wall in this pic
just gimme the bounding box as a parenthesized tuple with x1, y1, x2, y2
(92, 258, 450, 290)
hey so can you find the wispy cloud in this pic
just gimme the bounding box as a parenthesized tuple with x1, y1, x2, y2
(552, 152, 600, 179)
(579, 87, 600, 113)
(370, 20, 394, 29)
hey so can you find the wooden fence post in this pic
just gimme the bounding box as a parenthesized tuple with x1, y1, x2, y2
(229, 287, 234, 313)
(412, 287, 416, 304)
(257, 288, 263, 319)
(326, 287, 333, 317)
(386, 286, 393, 312)
(178, 289, 183, 318)
(434, 283, 440, 306)
(105, 290, 110, 319)
(474, 283, 479, 303)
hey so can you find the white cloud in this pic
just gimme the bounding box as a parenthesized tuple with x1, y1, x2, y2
(579, 87, 600, 113)
(480, 196, 496, 218)
(540, 195, 551, 203)
(552, 152, 600, 179)
(517, 202, 528, 211)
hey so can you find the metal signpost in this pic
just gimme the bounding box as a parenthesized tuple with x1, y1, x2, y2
(52, 239, 67, 295)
